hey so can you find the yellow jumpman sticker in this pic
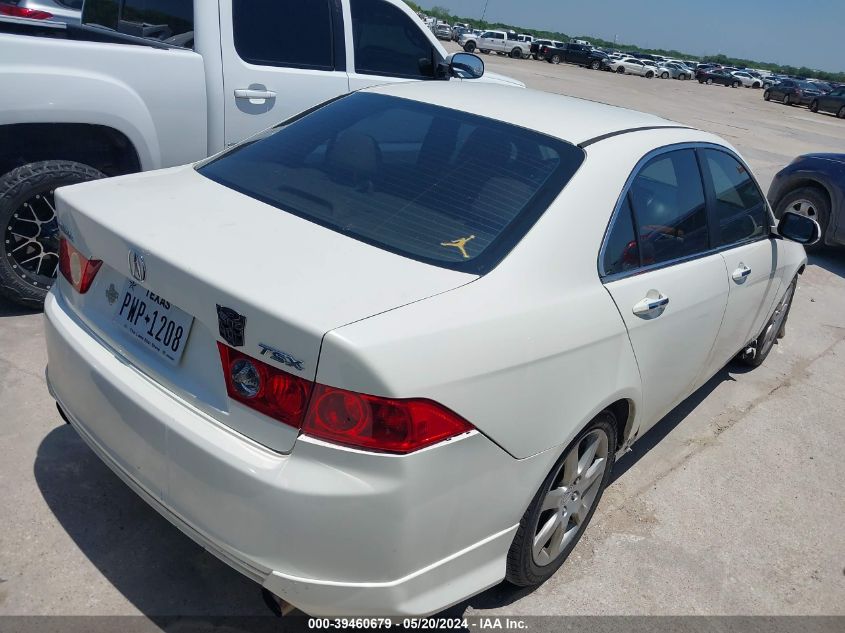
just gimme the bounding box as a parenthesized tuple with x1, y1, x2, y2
(440, 235, 476, 259)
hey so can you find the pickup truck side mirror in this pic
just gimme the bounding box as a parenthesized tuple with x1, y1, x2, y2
(777, 210, 821, 245)
(439, 52, 485, 80)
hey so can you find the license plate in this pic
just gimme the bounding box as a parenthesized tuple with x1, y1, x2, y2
(112, 281, 194, 365)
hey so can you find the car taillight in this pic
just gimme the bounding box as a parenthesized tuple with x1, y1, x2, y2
(58, 237, 102, 293)
(303, 384, 475, 454)
(0, 3, 52, 19)
(218, 343, 313, 427)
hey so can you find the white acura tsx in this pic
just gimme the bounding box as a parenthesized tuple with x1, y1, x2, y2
(45, 80, 817, 617)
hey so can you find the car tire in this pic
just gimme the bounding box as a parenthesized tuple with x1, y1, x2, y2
(706, 78, 713, 85)
(506, 411, 617, 587)
(838, 106, 845, 119)
(764, 89, 771, 101)
(809, 100, 819, 113)
(645, 71, 654, 78)
(752, 82, 761, 89)
(740, 277, 797, 367)
(510, 47, 522, 59)
(732, 81, 741, 88)
(661, 72, 669, 79)
(532, 54, 538, 60)
(616, 67, 625, 74)
(774, 186, 830, 251)
(0, 160, 105, 308)
(784, 94, 792, 105)
(550, 54, 561, 64)
(463, 42, 476, 53)
(479, 49, 489, 54)
(590, 60, 601, 70)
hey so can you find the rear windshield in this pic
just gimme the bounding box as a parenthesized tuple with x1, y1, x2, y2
(198, 93, 584, 274)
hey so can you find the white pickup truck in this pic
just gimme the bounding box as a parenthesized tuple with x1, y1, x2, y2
(0, 0, 523, 307)
(460, 30, 528, 59)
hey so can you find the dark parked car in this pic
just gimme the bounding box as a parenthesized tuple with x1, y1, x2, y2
(531, 39, 563, 60)
(545, 42, 608, 70)
(698, 69, 742, 87)
(769, 154, 845, 249)
(764, 79, 826, 106)
(810, 86, 845, 118)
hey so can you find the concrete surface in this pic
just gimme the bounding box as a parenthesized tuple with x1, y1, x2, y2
(1, 50, 844, 618)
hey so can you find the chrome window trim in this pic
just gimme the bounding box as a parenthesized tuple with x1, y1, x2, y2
(597, 141, 774, 282)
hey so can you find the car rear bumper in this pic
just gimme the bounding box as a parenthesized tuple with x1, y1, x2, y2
(44, 289, 543, 616)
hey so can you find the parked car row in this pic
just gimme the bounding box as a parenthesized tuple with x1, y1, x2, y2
(764, 79, 845, 118)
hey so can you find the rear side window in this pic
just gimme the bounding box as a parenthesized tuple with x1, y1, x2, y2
(198, 93, 585, 274)
(233, 0, 335, 70)
(83, 0, 193, 44)
(701, 149, 768, 246)
(351, 0, 437, 79)
(628, 149, 708, 266)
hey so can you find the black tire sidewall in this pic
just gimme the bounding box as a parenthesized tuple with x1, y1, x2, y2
(506, 412, 617, 587)
(0, 161, 105, 308)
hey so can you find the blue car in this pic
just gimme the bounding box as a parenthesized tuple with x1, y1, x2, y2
(769, 154, 845, 249)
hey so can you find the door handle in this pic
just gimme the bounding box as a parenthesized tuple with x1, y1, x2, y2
(732, 263, 752, 282)
(234, 89, 277, 100)
(632, 293, 669, 317)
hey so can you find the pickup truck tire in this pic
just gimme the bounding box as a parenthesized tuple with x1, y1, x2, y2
(510, 47, 522, 59)
(0, 161, 105, 308)
(549, 54, 561, 64)
(590, 60, 601, 70)
(463, 42, 476, 52)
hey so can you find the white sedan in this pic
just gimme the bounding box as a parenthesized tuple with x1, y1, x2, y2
(45, 80, 816, 617)
(732, 71, 764, 88)
(610, 57, 656, 77)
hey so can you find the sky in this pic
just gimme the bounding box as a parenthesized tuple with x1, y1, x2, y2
(423, 0, 843, 72)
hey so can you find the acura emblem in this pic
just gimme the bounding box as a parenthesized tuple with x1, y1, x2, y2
(128, 250, 146, 282)
(217, 305, 247, 347)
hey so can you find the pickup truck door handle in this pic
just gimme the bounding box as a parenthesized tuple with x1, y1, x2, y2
(632, 294, 670, 317)
(234, 89, 277, 100)
(731, 263, 752, 282)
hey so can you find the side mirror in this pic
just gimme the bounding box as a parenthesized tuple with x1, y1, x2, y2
(777, 210, 821, 245)
(444, 52, 485, 79)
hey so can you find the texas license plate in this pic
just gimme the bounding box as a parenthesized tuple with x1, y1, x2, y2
(112, 281, 194, 365)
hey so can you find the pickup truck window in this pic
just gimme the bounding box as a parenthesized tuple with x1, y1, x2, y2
(83, 0, 193, 44)
(351, 0, 436, 79)
(233, 0, 335, 71)
(198, 93, 585, 274)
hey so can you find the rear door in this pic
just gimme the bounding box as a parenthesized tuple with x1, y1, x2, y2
(700, 148, 783, 372)
(346, 0, 442, 91)
(601, 148, 729, 431)
(220, 0, 349, 147)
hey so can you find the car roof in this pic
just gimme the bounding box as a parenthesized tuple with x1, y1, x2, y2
(362, 81, 683, 146)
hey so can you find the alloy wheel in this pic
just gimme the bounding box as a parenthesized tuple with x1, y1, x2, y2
(532, 429, 609, 566)
(788, 198, 819, 222)
(4, 190, 60, 288)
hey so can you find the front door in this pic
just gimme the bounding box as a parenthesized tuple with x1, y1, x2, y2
(601, 148, 729, 431)
(220, 0, 349, 148)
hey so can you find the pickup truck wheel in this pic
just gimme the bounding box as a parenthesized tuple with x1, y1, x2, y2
(463, 42, 476, 53)
(510, 47, 522, 59)
(549, 54, 561, 64)
(0, 161, 105, 308)
(506, 412, 616, 586)
(590, 60, 601, 70)
(740, 277, 797, 367)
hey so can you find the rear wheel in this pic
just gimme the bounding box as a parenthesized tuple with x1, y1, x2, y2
(784, 93, 792, 105)
(550, 54, 561, 64)
(590, 59, 601, 70)
(774, 186, 829, 251)
(706, 78, 713, 85)
(506, 413, 616, 586)
(0, 161, 105, 308)
(809, 100, 819, 113)
(740, 278, 797, 367)
(732, 80, 741, 88)
(463, 41, 476, 53)
(838, 106, 845, 119)
(510, 47, 522, 59)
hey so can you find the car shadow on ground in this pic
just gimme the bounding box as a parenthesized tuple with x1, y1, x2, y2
(31, 361, 748, 620)
(808, 247, 845, 278)
(0, 295, 39, 317)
